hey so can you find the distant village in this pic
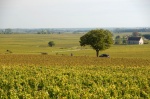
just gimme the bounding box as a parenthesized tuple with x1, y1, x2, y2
(114, 31, 150, 45)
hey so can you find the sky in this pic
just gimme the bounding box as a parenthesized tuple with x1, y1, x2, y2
(0, 0, 150, 28)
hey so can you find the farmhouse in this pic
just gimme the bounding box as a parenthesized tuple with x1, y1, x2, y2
(128, 37, 144, 45)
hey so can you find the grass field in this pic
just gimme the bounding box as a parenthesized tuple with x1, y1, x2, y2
(0, 33, 150, 98)
(0, 34, 82, 55)
(0, 33, 150, 58)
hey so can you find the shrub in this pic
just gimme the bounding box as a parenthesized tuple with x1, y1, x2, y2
(48, 41, 55, 47)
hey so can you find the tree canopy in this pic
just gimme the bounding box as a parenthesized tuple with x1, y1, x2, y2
(132, 32, 141, 37)
(79, 29, 113, 57)
(48, 41, 55, 47)
(143, 34, 150, 40)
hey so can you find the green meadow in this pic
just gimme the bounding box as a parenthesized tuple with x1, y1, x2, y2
(0, 33, 150, 58)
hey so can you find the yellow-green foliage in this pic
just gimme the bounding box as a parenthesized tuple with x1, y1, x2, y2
(0, 64, 150, 98)
(0, 55, 150, 98)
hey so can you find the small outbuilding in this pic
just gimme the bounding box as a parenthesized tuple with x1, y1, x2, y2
(127, 37, 144, 45)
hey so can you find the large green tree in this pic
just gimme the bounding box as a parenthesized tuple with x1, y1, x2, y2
(79, 29, 113, 57)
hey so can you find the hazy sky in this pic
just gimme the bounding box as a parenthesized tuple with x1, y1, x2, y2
(0, 0, 150, 28)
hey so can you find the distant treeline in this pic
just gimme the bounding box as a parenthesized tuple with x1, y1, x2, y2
(113, 28, 150, 33)
(0, 28, 150, 34)
(0, 28, 92, 34)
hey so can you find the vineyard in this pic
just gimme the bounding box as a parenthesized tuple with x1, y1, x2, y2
(0, 55, 150, 98)
(0, 34, 150, 98)
(0, 55, 150, 67)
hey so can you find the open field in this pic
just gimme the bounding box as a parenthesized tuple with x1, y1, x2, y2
(0, 55, 150, 67)
(0, 33, 150, 98)
(0, 34, 82, 55)
(0, 33, 150, 58)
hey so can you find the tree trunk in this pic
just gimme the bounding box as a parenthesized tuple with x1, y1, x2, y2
(96, 50, 99, 57)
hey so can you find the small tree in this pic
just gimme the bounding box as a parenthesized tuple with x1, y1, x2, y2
(132, 32, 141, 37)
(48, 41, 55, 47)
(122, 36, 128, 44)
(79, 29, 113, 57)
(115, 35, 122, 44)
